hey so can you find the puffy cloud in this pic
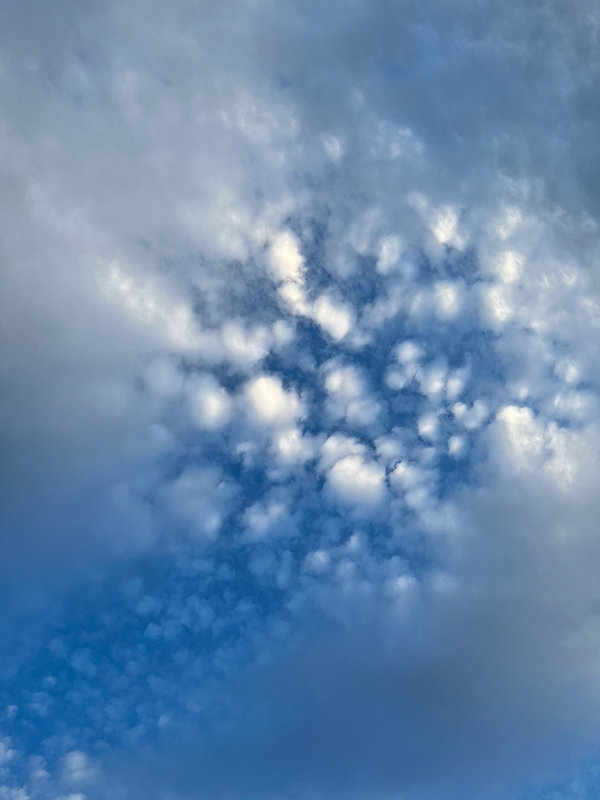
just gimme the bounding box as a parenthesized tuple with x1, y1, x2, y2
(324, 363, 382, 428)
(448, 435, 467, 458)
(243, 497, 289, 541)
(452, 399, 490, 430)
(319, 433, 367, 472)
(186, 374, 233, 430)
(326, 454, 387, 507)
(433, 281, 465, 320)
(417, 412, 439, 441)
(60, 751, 97, 789)
(269, 231, 305, 284)
(272, 427, 317, 465)
(376, 235, 403, 274)
(5, 2, 600, 800)
(221, 321, 272, 367)
(160, 467, 235, 539)
(244, 374, 304, 427)
(312, 295, 354, 341)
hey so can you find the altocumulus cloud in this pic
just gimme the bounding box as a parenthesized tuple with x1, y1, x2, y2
(3, 1, 600, 799)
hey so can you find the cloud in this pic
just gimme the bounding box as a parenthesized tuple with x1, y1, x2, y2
(3, 2, 600, 800)
(324, 363, 382, 428)
(312, 295, 354, 341)
(323, 437, 387, 508)
(244, 374, 304, 427)
(186, 374, 233, 431)
(160, 467, 236, 539)
(269, 231, 305, 284)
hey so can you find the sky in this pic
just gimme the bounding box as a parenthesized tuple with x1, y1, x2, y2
(3, 0, 600, 798)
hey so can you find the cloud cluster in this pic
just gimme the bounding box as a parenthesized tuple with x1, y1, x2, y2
(3, 1, 600, 800)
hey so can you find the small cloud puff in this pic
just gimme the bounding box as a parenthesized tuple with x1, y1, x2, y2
(312, 294, 354, 341)
(375, 434, 405, 467)
(222, 320, 272, 366)
(304, 549, 331, 574)
(320, 435, 387, 507)
(396, 340, 423, 375)
(448, 435, 467, 458)
(269, 232, 354, 342)
(327, 454, 387, 506)
(186, 374, 232, 430)
(389, 460, 432, 492)
(243, 495, 289, 541)
(272, 427, 317, 464)
(161, 467, 235, 538)
(433, 281, 464, 320)
(416, 360, 447, 403)
(319, 433, 366, 471)
(269, 231, 305, 284)
(61, 751, 97, 788)
(452, 399, 489, 430)
(322, 134, 344, 162)
(324, 363, 382, 428)
(244, 374, 304, 427)
(418, 413, 439, 441)
(377, 235, 403, 274)
(389, 459, 436, 511)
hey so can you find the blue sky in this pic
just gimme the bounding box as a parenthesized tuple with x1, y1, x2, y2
(2, 1, 600, 798)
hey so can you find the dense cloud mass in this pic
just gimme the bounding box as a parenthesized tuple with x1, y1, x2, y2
(3, 1, 600, 798)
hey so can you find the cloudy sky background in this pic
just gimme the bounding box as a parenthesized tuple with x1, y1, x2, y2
(3, 1, 600, 798)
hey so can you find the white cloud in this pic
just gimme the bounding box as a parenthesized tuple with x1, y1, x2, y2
(304, 549, 332, 574)
(417, 412, 439, 440)
(278, 280, 312, 315)
(395, 340, 423, 372)
(312, 295, 354, 341)
(272, 427, 316, 464)
(431, 205, 462, 247)
(186, 374, 233, 430)
(377, 235, 403, 274)
(244, 500, 288, 540)
(319, 433, 366, 471)
(269, 231, 305, 284)
(493, 250, 525, 284)
(389, 461, 431, 492)
(326, 454, 386, 507)
(446, 368, 468, 402)
(161, 467, 233, 538)
(100, 259, 212, 353)
(448, 435, 467, 458)
(452, 399, 490, 430)
(60, 751, 97, 788)
(323, 134, 344, 162)
(244, 374, 304, 427)
(480, 283, 515, 327)
(375, 434, 405, 467)
(433, 281, 464, 320)
(222, 320, 272, 366)
(0, 737, 15, 766)
(384, 366, 408, 391)
(324, 363, 382, 427)
(416, 360, 447, 402)
(491, 405, 546, 474)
